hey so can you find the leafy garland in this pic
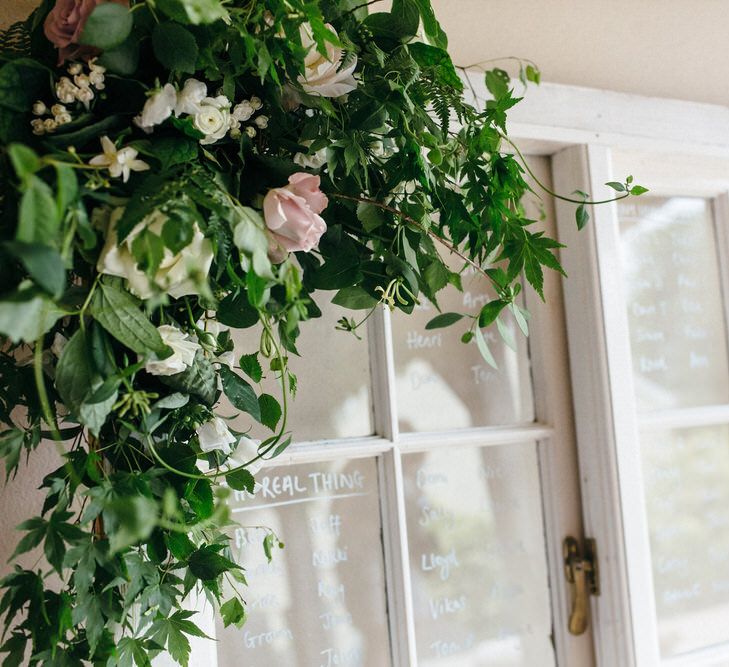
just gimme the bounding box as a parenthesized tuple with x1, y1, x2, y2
(0, 0, 646, 664)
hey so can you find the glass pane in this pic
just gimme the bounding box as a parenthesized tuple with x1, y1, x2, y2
(402, 442, 555, 667)
(226, 298, 374, 442)
(216, 458, 391, 666)
(618, 197, 729, 411)
(391, 264, 534, 432)
(641, 425, 729, 658)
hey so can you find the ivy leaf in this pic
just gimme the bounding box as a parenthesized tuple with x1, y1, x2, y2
(219, 366, 261, 421)
(238, 353, 262, 383)
(220, 598, 246, 628)
(188, 545, 240, 581)
(258, 394, 281, 431)
(152, 22, 199, 74)
(425, 312, 463, 330)
(90, 282, 168, 356)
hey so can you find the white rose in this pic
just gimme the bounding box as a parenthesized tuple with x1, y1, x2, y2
(196, 417, 236, 455)
(143, 325, 200, 376)
(174, 78, 208, 116)
(293, 141, 327, 169)
(192, 96, 232, 145)
(97, 208, 214, 299)
(298, 23, 358, 98)
(134, 83, 177, 132)
(230, 435, 263, 475)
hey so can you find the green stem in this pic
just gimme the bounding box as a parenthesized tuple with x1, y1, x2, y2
(500, 134, 631, 206)
(34, 337, 61, 442)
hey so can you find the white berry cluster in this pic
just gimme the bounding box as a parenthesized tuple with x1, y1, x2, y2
(54, 58, 106, 109)
(229, 95, 267, 140)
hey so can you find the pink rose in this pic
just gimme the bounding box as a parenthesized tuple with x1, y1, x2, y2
(263, 173, 328, 261)
(44, 0, 129, 63)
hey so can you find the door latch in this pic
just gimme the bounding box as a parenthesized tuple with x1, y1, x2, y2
(563, 536, 600, 635)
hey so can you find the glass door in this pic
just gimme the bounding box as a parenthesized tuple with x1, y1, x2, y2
(554, 146, 729, 667)
(168, 156, 593, 667)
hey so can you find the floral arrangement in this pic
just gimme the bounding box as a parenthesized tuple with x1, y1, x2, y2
(0, 0, 646, 664)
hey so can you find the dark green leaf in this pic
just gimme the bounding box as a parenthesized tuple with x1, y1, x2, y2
(188, 545, 240, 581)
(226, 468, 255, 493)
(217, 291, 259, 328)
(238, 353, 262, 382)
(152, 22, 199, 74)
(576, 203, 589, 230)
(605, 181, 625, 192)
(332, 286, 377, 310)
(156, 0, 229, 24)
(258, 394, 281, 431)
(425, 312, 463, 330)
(478, 299, 507, 328)
(16, 176, 59, 244)
(160, 351, 217, 406)
(4, 241, 65, 297)
(219, 366, 261, 421)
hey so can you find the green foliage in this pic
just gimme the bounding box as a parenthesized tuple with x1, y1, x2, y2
(0, 0, 649, 663)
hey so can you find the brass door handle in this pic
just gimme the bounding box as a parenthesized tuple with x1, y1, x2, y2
(563, 537, 599, 635)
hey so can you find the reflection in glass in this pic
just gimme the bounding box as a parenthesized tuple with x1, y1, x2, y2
(618, 197, 729, 411)
(402, 443, 555, 667)
(391, 262, 534, 432)
(225, 298, 374, 442)
(641, 425, 729, 658)
(216, 458, 391, 667)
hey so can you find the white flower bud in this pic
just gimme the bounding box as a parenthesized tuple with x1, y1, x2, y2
(232, 101, 253, 122)
(68, 63, 83, 75)
(245, 125, 257, 138)
(76, 86, 94, 109)
(55, 77, 78, 104)
(32, 101, 47, 116)
(229, 127, 242, 139)
(55, 112, 72, 125)
(51, 104, 66, 116)
(30, 119, 45, 135)
(89, 70, 105, 90)
(74, 74, 91, 89)
(43, 118, 58, 133)
(254, 115, 268, 129)
(249, 96, 262, 111)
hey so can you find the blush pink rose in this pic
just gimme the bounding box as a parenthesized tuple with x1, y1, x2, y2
(263, 173, 328, 261)
(44, 0, 129, 63)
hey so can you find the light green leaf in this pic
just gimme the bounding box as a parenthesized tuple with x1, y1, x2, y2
(16, 176, 59, 244)
(509, 303, 530, 336)
(8, 144, 40, 180)
(0, 288, 65, 343)
(356, 202, 386, 232)
(104, 495, 158, 553)
(4, 241, 65, 297)
(220, 598, 246, 628)
(475, 326, 498, 369)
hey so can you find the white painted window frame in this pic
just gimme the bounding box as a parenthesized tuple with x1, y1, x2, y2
(459, 71, 729, 667)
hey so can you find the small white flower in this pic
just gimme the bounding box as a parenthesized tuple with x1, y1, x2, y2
(88, 58, 105, 73)
(134, 83, 176, 132)
(76, 86, 94, 109)
(51, 104, 66, 116)
(293, 142, 327, 170)
(196, 417, 237, 455)
(43, 118, 58, 133)
(89, 136, 150, 183)
(254, 115, 268, 129)
(31, 119, 45, 135)
(55, 77, 78, 104)
(232, 101, 253, 122)
(245, 126, 256, 138)
(88, 69, 105, 90)
(230, 127, 242, 139)
(143, 324, 200, 376)
(68, 63, 83, 75)
(174, 78, 208, 116)
(192, 96, 231, 145)
(249, 96, 262, 111)
(32, 101, 47, 116)
(298, 23, 358, 98)
(51, 333, 68, 358)
(55, 112, 72, 125)
(74, 73, 90, 89)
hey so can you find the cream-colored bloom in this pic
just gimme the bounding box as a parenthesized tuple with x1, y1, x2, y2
(76, 85, 94, 109)
(249, 96, 262, 111)
(232, 101, 253, 122)
(68, 63, 83, 75)
(298, 23, 357, 98)
(88, 69, 105, 89)
(230, 436, 263, 474)
(74, 73, 90, 89)
(32, 101, 47, 116)
(55, 76, 78, 104)
(197, 417, 236, 455)
(293, 141, 327, 170)
(254, 115, 268, 129)
(192, 96, 231, 145)
(245, 126, 256, 138)
(43, 118, 58, 133)
(134, 83, 177, 132)
(31, 119, 45, 135)
(89, 136, 150, 183)
(51, 104, 66, 116)
(174, 78, 208, 116)
(55, 112, 72, 125)
(97, 208, 214, 299)
(143, 324, 200, 376)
